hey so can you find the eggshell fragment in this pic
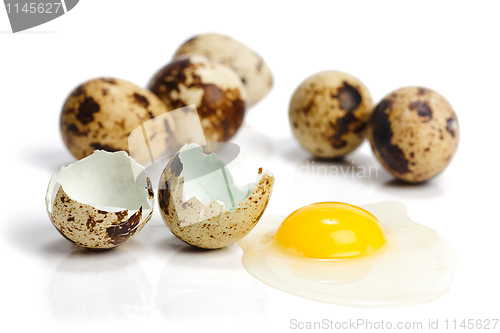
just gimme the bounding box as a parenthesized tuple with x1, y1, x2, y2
(46, 150, 154, 249)
(289, 71, 374, 159)
(158, 144, 274, 249)
(367, 87, 459, 183)
(174, 33, 273, 107)
(148, 55, 247, 142)
(60, 77, 176, 165)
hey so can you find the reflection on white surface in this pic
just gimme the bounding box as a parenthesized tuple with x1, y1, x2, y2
(45, 249, 152, 325)
(156, 245, 268, 319)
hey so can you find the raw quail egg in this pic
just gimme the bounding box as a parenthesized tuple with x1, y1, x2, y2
(174, 33, 273, 107)
(289, 71, 374, 159)
(46, 150, 154, 249)
(238, 202, 457, 307)
(158, 143, 274, 249)
(60, 77, 176, 165)
(148, 55, 247, 143)
(367, 86, 459, 183)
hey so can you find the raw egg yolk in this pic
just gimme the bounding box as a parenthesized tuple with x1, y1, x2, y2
(274, 202, 386, 259)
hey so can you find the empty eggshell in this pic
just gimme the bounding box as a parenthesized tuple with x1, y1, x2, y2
(158, 144, 274, 249)
(46, 150, 154, 249)
(367, 86, 459, 183)
(174, 33, 273, 107)
(148, 54, 247, 143)
(60, 77, 177, 165)
(289, 71, 374, 159)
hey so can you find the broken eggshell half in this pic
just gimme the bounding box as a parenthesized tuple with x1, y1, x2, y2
(45, 150, 154, 249)
(158, 143, 274, 249)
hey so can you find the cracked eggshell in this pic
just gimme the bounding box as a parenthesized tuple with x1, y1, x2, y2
(148, 54, 247, 143)
(174, 33, 273, 107)
(367, 86, 459, 183)
(45, 150, 154, 249)
(158, 146, 274, 249)
(289, 71, 374, 159)
(60, 77, 176, 165)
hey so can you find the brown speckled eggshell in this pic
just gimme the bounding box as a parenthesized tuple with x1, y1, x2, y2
(49, 183, 153, 249)
(148, 54, 247, 143)
(60, 77, 175, 164)
(367, 86, 459, 183)
(174, 33, 273, 107)
(289, 71, 374, 159)
(158, 151, 274, 249)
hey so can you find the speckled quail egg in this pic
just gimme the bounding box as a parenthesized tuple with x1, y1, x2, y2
(148, 55, 247, 143)
(46, 150, 154, 249)
(60, 77, 176, 165)
(289, 71, 374, 159)
(367, 86, 459, 183)
(174, 33, 272, 107)
(158, 143, 274, 249)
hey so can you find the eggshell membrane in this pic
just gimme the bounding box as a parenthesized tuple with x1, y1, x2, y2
(148, 55, 247, 142)
(289, 71, 373, 159)
(46, 151, 154, 249)
(60, 77, 176, 165)
(367, 87, 459, 183)
(158, 150, 274, 249)
(174, 33, 273, 107)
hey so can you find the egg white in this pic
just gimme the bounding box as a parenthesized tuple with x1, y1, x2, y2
(237, 202, 457, 307)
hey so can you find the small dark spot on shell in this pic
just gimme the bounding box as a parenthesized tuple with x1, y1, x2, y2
(333, 82, 362, 113)
(98, 210, 108, 215)
(417, 88, 428, 96)
(132, 93, 150, 108)
(409, 101, 433, 120)
(77, 97, 100, 125)
(67, 217, 74, 222)
(107, 207, 142, 245)
(446, 118, 457, 137)
(101, 78, 117, 85)
(328, 112, 365, 149)
(102, 88, 109, 96)
(115, 210, 128, 221)
(66, 124, 88, 136)
(410, 152, 414, 158)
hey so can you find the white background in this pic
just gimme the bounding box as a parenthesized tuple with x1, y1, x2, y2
(1, 1, 499, 332)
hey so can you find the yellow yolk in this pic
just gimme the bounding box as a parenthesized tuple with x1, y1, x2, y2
(274, 202, 386, 259)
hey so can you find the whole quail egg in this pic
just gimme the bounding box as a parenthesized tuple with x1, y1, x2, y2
(158, 143, 274, 249)
(289, 71, 374, 159)
(367, 86, 459, 183)
(174, 33, 272, 107)
(60, 77, 176, 165)
(148, 55, 247, 143)
(46, 150, 154, 249)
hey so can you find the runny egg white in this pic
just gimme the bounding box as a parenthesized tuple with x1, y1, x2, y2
(237, 202, 457, 307)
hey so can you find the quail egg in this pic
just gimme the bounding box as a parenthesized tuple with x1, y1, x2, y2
(60, 77, 176, 165)
(289, 71, 373, 159)
(158, 143, 274, 249)
(148, 55, 247, 143)
(367, 86, 459, 183)
(46, 150, 154, 249)
(174, 33, 272, 107)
